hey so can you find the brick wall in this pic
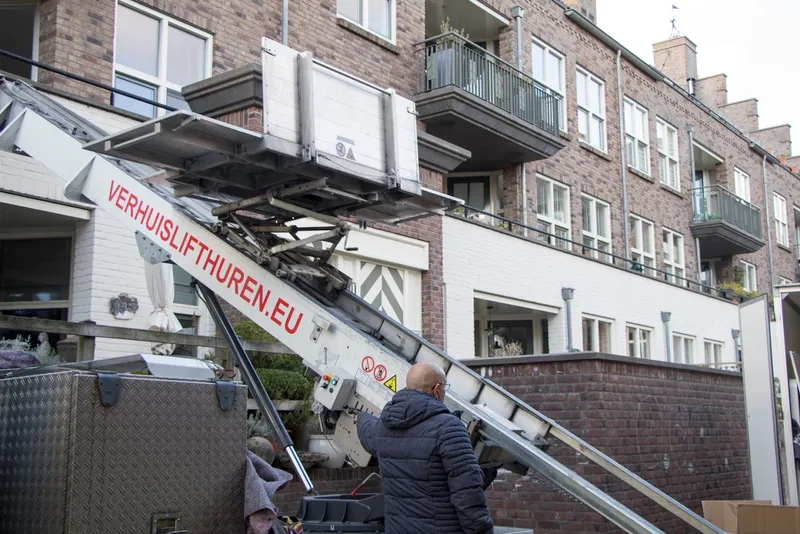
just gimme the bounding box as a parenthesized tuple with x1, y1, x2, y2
(271, 466, 381, 516)
(719, 99, 760, 133)
(751, 125, 792, 159)
(465, 355, 751, 533)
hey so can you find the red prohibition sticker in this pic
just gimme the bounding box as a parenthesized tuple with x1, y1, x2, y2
(361, 356, 375, 373)
(373, 365, 387, 381)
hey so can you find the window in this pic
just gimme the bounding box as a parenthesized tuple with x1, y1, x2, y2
(733, 167, 751, 202)
(536, 175, 571, 249)
(704, 340, 723, 364)
(581, 195, 611, 262)
(624, 98, 649, 174)
(672, 334, 695, 364)
(656, 118, 679, 190)
(741, 261, 757, 293)
(531, 38, 565, 131)
(582, 316, 612, 353)
(627, 325, 652, 359)
(338, 0, 394, 41)
(774, 193, 789, 247)
(0, 1, 38, 79)
(113, 1, 212, 118)
(700, 260, 718, 293)
(173, 264, 197, 306)
(576, 66, 606, 151)
(630, 214, 655, 276)
(780, 277, 793, 285)
(662, 228, 686, 286)
(447, 177, 490, 212)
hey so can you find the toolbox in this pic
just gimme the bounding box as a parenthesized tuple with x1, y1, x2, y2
(0, 368, 248, 533)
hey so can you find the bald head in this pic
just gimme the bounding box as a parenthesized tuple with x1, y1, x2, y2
(406, 362, 447, 401)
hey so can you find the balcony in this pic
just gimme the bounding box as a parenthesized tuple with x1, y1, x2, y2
(413, 33, 565, 172)
(690, 184, 764, 257)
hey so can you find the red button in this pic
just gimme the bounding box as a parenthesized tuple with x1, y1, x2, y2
(322, 375, 330, 381)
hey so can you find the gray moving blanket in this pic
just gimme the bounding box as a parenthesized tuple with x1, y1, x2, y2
(244, 449, 294, 534)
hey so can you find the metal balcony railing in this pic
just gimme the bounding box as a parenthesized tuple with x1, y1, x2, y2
(691, 184, 762, 239)
(415, 32, 561, 136)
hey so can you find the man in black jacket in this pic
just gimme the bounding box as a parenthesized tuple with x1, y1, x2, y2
(356, 362, 494, 534)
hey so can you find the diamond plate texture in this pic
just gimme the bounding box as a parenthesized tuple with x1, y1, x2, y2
(0, 371, 247, 534)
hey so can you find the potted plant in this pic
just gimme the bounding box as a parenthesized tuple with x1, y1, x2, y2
(427, 18, 469, 90)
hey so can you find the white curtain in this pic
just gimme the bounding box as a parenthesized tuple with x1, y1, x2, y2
(145, 262, 183, 355)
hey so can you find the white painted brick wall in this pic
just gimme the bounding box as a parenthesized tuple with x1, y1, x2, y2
(442, 217, 739, 362)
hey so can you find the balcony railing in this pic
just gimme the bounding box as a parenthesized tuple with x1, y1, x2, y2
(691, 184, 762, 239)
(450, 204, 732, 300)
(415, 33, 561, 136)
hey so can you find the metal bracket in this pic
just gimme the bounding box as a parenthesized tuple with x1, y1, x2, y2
(215, 380, 236, 411)
(151, 512, 183, 534)
(311, 315, 331, 342)
(136, 231, 172, 265)
(262, 45, 277, 56)
(96, 372, 121, 407)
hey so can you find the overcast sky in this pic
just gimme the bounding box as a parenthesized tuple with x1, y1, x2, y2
(595, 0, 798, 157)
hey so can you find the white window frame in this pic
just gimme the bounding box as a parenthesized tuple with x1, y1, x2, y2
(536, 174, 571, 249)
(337, 0, 396, 44)
(704, 340, 723, 365)
(113, 0, 213, 117)
(662, 227, 686, 286)
(741, 260, 757, 292)
(780, 277, 793, 285)
(733, 167, 751, 202)
(623, 97, 650, 175)
(576, 65, 606, 152)
(656, 117, 680, 190)
(672, 333, 695, 364)
(581, 194, 612, 262)
(531, 36, 566, 133)
(582, 314, 613, 353)
(627, 324, 652, 359)
(630, 214, 655, 276)
(773, 192, 789, 247)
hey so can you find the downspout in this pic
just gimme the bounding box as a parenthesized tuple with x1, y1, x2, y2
(688, 125, 702, 283)
(661, 311, 672, 362)
(512, 6, 527, 235)
(763, 154, 776, 292)
(616, 50, 631, 261)
(282, 0, 289, 45)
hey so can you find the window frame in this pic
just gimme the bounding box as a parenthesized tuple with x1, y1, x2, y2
(336, 0, 396, 44)
(536, 174, 571, 249)
(623, 97, 650, 175)
(531, 36, 567, 133)
(630, 214, 656, 276)
(576, 65, 606, 152)
(112, 0, 214, 117)
(780, 277, 793, 285)
(627, 324, 652, 359)
(733, 167, 751, 202)
(656, 117, 680, 191)
(582, 314, 613, 353)
(741, 260, 757, 292)
(0, 235, 73, 312)
(662, 227, 686, 286)
(773, 192, 789, 247)
(704, 340, 723, 365)
(672, 333, 695, 364)
(581, 194, 612, 262)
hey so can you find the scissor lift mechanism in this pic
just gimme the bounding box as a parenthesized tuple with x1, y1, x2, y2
(0, 68, 724, 534)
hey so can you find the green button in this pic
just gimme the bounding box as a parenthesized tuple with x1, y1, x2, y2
(332, 379, 338, 385)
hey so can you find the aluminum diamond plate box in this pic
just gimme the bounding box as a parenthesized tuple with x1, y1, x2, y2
(0, 370, 248, 534)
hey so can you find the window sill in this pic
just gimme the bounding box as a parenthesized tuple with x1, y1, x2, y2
(558, 130, 573, 141)
(337, 18, 399, 54)
(627, 166, 654, 183)
(778, 243, 793, 253)
(659, 183, 684, 199)
(579, 141, 612, 162)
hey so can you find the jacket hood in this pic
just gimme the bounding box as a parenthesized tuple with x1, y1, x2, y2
(380, 389, 450, 430)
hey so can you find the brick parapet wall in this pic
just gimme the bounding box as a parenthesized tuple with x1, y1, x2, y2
(463, 354, 750, 533)
(271, 466, 381, 516)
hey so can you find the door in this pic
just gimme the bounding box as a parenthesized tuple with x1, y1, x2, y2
(448, 177, 491, 213)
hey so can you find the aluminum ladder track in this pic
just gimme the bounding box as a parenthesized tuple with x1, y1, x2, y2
(0, 78, 724, 534)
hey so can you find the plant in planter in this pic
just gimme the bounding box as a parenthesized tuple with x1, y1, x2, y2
(427, 17, 470, 90)
(718, 281, 759, 301)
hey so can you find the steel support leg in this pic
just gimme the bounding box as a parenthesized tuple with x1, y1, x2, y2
(197, 282, 316, 494)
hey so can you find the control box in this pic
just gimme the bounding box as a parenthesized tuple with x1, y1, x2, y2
(314, 368, 356, 411)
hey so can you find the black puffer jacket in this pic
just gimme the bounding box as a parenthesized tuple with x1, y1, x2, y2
(356, 389, 494, 534)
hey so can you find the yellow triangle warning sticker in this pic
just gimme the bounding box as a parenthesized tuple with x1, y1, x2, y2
(383, 375, 397, 393)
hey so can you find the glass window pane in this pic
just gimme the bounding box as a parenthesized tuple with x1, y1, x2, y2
(596, 205, 607, 237)
(582, 198, 592, 232)
(553, 186, 567, 223)
(173, 264, 197, 305)
(167, 25, 206, 86)
(546, 51, 561, 90)
(532, 43, 545, 81)
(637, 142, 648, 170)
(0, 5, 37, 78)
(0, 238, 71, 302)
(537, 180, 550, 216)
(467, 182, 486, 210)
(338, 0, 361, 22)
(588, 79, 600, 113)
(590, 117, 602, 148)
(578, 109, 589, 139)
(624, 102, 633, 133)
(113, 75, 157, 118)
(598, 321, 610, 352)
(367, 0, 391, 38)
(576, 72, 586, 106)
(116, 5, 160, 76)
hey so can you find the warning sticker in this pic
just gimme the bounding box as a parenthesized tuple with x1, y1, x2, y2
(346, 147, 356, 161)
(373, 365, 387, 382)
(361, 356, 375, 373)
(383, 375, 397, 393)
(355, 369, 369, 385)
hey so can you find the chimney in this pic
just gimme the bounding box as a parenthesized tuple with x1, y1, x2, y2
(563, 0, 596, 24)
(653, 36, 698, 91)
